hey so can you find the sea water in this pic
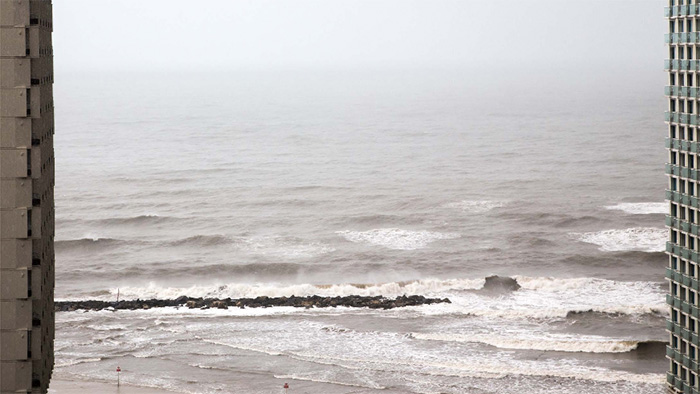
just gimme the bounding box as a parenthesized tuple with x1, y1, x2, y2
(52, 68, 667, 393)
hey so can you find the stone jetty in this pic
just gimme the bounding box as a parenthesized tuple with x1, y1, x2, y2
(55, 294, 451, 312)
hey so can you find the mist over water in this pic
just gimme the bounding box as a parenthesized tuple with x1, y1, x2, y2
(53, 68, 667, 393)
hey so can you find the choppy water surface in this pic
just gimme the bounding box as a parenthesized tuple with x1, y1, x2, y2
(53, 70, 667, 393)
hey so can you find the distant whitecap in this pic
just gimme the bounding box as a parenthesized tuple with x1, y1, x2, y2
(336, 228, 460, 250)
(444, 200, 505, 213)
(604, 202, 666, 215)
(572, 228, 666, 252)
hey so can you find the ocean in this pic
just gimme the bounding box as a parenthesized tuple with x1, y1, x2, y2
(52, 68, 668, 393)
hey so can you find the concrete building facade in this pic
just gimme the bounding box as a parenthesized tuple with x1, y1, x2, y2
(0, 0, 55, 393)
(666, 1, 700, 393)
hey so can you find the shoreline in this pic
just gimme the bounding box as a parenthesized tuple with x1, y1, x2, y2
(48, 379, 175, 394)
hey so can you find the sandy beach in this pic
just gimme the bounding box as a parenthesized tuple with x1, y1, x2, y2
(48, 379, 174, 394)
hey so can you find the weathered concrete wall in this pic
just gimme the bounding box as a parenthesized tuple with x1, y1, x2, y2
(0, 1, 55, 392)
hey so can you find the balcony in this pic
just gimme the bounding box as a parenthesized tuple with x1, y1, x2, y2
(665, 5, 700, 17)
(665, 163, 700, 179)
(667, 373, 699, 394)
(665, 85, 700, 98)
(665, 266, 700, 292)
(666, 216, 697, 235)
(665, 111, 700, 126)
(666, 242, 700, 262)
(666, 189, 698, 207)
(665, 59, 700, 71)
(666, 32, 700, 44)
(666, 138, 698, 153)
(665, 344, 700, 375)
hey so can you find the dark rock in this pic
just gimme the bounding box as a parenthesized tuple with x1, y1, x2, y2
(55, 294, 450, 312)
(482, 275, 520, 294)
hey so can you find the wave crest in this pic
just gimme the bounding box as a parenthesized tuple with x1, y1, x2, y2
(571, 227, 666, 252)
(55, 238, 125, 252)
(444, 200, 505, 213)
(605, 202, 667, 215)
(96, 214, 176, 226)
(336, 228, 460, 250)
(411, 332, 664, 354)
(97, 278, 484, 301)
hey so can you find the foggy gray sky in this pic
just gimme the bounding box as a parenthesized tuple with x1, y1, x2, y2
(54, 0, 665, 74)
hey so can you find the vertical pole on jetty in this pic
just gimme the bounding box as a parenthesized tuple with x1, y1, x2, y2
(117, 366, 121, 387)
(116, 288, 120, 303)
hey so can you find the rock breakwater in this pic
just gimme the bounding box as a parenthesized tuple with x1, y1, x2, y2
(55, 294, 450, 312)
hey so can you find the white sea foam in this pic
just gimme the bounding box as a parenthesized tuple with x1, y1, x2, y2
(274, 373, 386, 390)
(98, 278, 484, 301)
(54, 357, 102, 368)
(336, 228, 460, 250)
(61, 276, 666, 322)
(571, 227, 666, 252)
(414, 276, 666, 319)
(411, 332, 650, 353)
(193, 320, 664, 385)
(605, 202, 667, 215)
(444, 200, 505, 213)
(239, 237, 335, 258)
(56, 309, 665, 388)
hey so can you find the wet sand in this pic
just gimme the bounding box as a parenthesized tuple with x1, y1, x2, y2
(48, 379, 175, 394)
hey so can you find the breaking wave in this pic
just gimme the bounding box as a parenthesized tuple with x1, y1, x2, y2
(96, 214, 177, 226)
(167, 235, 335, 258)
(605, 202, 667, 215)
(336, 228, 460, 250)
(411, 332, 664, 354)
(168, 235, 232, 247)
(571, 227, 666, 252)
(274, 374, 386, 390)
(61, 276, 665, 321)
(55, 238, 127, 252)
(444, 200, 505, 213)
(98, 278, 485, 301)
